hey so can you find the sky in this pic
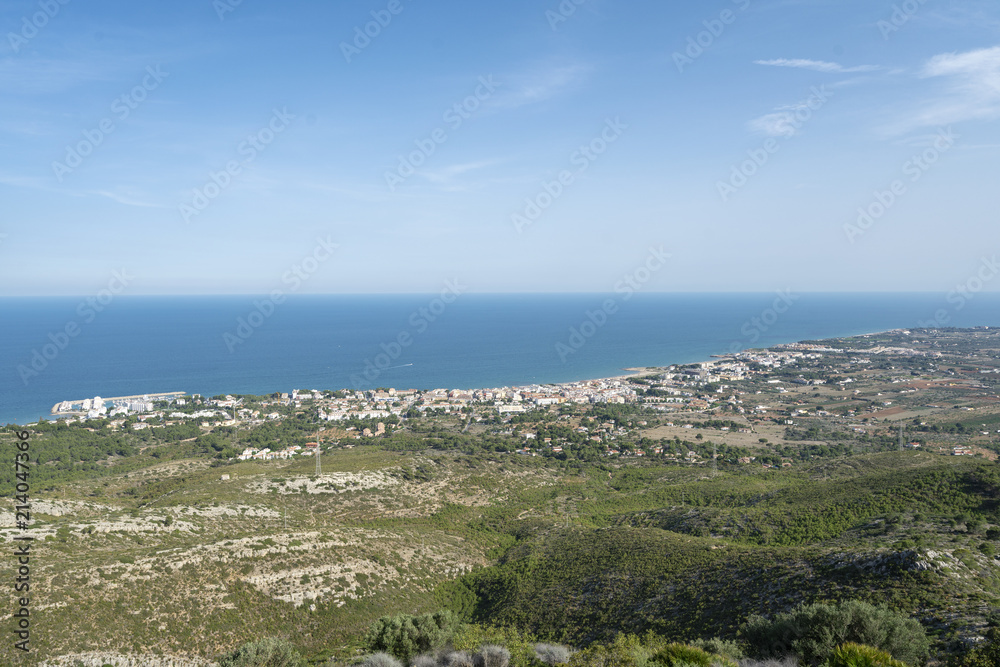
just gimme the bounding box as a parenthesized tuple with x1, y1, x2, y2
(1, 0, 999, 295)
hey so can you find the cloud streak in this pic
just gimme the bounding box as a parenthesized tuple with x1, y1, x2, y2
(487, 63, 590, 111)
(889, 46, 1000, 134)
(754, 58, 878, 73)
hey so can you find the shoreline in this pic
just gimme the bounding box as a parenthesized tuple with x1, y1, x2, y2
(0, 327, 972, 427)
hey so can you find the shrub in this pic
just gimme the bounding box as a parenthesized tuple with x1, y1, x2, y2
(569, 641, 637, 667)
(445, 652, 476, 667)
(536, 643, 575, 666)
(822, 643, 905, 667)
(452, 624, 540, 667)
(364, 611, 462, 662)
(740, 600, 929, 665)
(690, 639, 744, 660)
(411, 655, 439, 667)
(476, 645, 513, 667)
(650, 643, 737, 667)
(950, 627, 1000, 667)
(738, 659, 798, 667)
(217, 637, 307, 667)
(364, 654, 405, 667)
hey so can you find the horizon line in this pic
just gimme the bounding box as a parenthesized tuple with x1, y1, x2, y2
(1, 290, 996, 299)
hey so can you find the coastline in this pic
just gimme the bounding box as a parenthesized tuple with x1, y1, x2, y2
(2, 316, 995, 425)
(12, 328, 884, 427)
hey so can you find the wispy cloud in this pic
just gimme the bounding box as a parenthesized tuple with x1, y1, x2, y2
(0, 56, 123, 94)
(749, 112, 800, 137)
(421, 160, 497, 184)
(888, 46, 1000, 133)
(87, 189, 164, 208)
(923, 46, 1000, 83)
(755, 58, 878, 73)
(748, 93, 830, 138)
(0, 172, 165, 208)
(488, 63, 590, 111)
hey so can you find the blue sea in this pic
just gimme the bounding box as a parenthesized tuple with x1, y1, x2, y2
(2, 293, 999, 427)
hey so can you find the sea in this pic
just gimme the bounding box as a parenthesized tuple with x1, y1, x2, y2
(1, 292, 999, 427)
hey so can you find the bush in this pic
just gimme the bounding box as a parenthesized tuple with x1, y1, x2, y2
(822, 643, 906, 667)
(740, 600, 929, 665)
(650, 643, 737, 667)
(452, 624, 540, 667)
(569, 641, 636, 667)
(444, 652, 476, 667)
(363, 654, 405, 667)
(950, 627, 1000, 667)
(738, 659, 798, 667)
(536, 644, 575, 666)
(411, 655, 439, 667)
(690, 639, 744, 660)
(476, 645, 513, 667)
(217, 637, 307, 667)
(364, 611, 462, 662)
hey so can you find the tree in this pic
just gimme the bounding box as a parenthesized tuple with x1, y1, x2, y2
(363, 611, 462, 662)
(741, 599, 930, 665)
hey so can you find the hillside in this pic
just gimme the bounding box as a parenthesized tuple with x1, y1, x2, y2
(457, 454, 1000, 650)
(5, 329, 1000, 664)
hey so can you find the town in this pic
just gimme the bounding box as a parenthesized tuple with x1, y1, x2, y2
(43, 327, 1000, 466)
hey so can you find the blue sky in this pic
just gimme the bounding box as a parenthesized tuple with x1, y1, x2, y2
(1, 0, 999, 295)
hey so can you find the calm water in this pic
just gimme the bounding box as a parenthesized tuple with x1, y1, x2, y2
(2, 293, 999, 426)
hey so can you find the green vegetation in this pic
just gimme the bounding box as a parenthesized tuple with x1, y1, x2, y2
(650, 643, 736, 667)
(9, 328, 1000, 665)
(823, 643, 908, 667)
(364, 612, 463, 662)
(741, 600, 929, 665)
(217, 637, 308, 667)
